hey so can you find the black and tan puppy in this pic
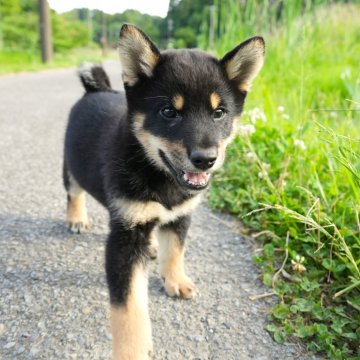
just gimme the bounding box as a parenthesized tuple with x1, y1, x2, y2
(63, 24, 264, 359)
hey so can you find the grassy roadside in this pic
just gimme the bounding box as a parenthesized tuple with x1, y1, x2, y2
(0, 48, 117, 76)
(210, 3, 360, 359)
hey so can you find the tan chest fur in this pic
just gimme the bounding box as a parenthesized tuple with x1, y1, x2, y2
(111, 194, 202, 227)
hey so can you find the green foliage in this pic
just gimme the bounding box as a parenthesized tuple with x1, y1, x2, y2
(107, 9, 164, 45)
(1, 13, 38, 52)
(173, 27, 197, 48)
(52, 12, 89, 51)
(64, 8, 164, 47)
(209, 3, 360, 358)
(167, 0, 213, 48)
(0, 2, 95, 55)
(0, 0, 21, 15)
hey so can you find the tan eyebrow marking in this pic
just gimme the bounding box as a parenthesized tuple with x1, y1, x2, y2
(210, 92, 221, 110)
(172, 94, 184, 111)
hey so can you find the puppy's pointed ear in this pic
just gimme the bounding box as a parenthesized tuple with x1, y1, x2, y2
(118, 24, 160, 87)
(220, 36, 265, 93)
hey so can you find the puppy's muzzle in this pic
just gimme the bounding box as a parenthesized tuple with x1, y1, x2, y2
(190, 149, 217, 171)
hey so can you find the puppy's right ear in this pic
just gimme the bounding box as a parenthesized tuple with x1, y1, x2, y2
(118, 24, 160, 87)
(220, 36, 265, 93)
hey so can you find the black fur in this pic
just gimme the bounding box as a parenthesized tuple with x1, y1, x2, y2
(78, 64, 113, 93)
(106, 219, 156, 304)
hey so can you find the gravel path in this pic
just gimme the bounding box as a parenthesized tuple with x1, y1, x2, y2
(0, 63, 317, 360)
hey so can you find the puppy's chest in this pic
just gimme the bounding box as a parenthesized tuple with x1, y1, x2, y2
(111, 194, 202, 226)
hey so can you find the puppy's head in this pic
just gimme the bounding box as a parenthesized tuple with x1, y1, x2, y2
(118, 24, 265, 192)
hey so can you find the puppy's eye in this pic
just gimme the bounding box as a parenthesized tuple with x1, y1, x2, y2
(213, 108, 226, 120)
(160, 106, 177, 119)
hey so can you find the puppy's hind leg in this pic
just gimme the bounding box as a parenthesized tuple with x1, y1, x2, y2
(63, 163, 89, 234)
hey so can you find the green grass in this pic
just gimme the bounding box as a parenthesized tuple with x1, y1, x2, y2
(209, 3, 360, 359)
(0, 48, 117, 75)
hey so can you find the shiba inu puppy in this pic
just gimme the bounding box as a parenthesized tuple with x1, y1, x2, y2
(63, 23, 264, 360)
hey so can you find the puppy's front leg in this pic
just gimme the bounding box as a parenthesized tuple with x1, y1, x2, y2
(106, 221, 154, 360)
(158, 216, 196, 299)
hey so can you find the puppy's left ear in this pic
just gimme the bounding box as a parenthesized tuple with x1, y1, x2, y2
(220, 36, 265, 93)
(118, 24, 160, 87)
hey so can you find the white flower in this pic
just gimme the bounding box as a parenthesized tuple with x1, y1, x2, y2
(258, 163, 270, 179)
(245, 108, 267, 123)
(329, 111, 338, 118)
(291, 255, 306, 273)
(294, 139, 306, 150)
(258, 170, 267, 179)
(282, 114, 290, 120)
(277, 106, 285, 113)
(239, 124, 256, 137)
(340, 67, 350, 80)
(245, 152, 257, 162)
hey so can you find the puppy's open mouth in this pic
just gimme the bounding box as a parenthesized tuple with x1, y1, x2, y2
(159, 150, 211, 190)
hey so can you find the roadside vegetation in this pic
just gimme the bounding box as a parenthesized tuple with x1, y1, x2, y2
(208, 2, 360, 359)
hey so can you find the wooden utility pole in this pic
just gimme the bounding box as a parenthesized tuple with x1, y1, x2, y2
(39, 0, 53, 63)
(87, 8, 93, 47)
(101, 11, 107, 57)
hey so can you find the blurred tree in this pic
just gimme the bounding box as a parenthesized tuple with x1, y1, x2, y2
(0, 0, 21, 15)
(65, 8, 165, 48)
(52, 12, 88, 51)
(20, 0, 38, 12)
(2, 12, 38, 51)
(167, 0, 213, 48)
(173, 27, 197, 48)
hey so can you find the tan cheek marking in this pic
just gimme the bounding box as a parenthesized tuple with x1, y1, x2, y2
(131, 112, 167, 171)
(159, 138, 187, 155)
(111, 264, 152, 359)
(210, 92, 221, 110)
(230, 116, 241, 140)
(132, 112, 146, 132)
(132, 113, 187, 170)
(212, 122, 238, 172)
(173, 94, 184, 111)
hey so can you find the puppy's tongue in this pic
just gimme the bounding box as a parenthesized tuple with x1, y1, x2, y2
(183, 171, 209, 186)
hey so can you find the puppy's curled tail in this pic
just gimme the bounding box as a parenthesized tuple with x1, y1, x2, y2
(78, 62, 112, 93)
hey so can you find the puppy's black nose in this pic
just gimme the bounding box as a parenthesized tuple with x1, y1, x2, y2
(190, 150, 217, 170)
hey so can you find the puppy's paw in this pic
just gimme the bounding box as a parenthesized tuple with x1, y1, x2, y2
(68, 220, 90, 234)
(164, 274, 196, 299)
(113, 346, 152, 360)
